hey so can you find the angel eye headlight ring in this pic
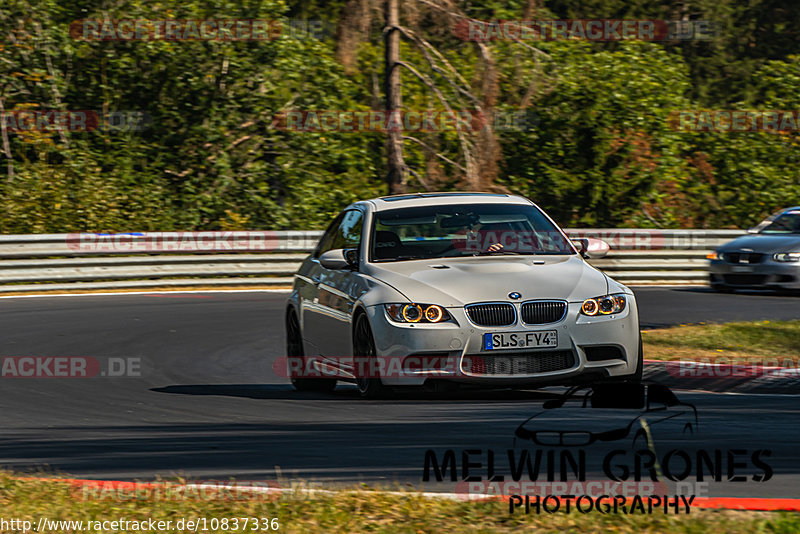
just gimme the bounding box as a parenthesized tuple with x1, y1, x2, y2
(581, 299, 599, 316)
(385, 303, 451, 323)
(581, 293, 627, 316)
(424, 305, 445, 323)
(402, 304, 423, 323)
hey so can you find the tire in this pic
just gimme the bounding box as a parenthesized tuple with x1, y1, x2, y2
(353, 313, 388, 399)
(711, 283, 733, 293)
(286, 309, 336, 393)
(596, 335, 642, 386)
(631, 333, 644, 382)
(606, 333, 643, 384)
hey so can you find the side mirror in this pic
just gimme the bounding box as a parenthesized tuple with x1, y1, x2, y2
(572, 238, 609, 259)
(319, 248, 359, 270)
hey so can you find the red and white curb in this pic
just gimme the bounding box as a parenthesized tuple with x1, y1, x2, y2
(19, 477, 800, 512)
(643, 359, 800, 395)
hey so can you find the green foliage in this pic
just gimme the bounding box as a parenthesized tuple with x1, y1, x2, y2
(1, 0, 800, 231)
(500, 41, 692, 226)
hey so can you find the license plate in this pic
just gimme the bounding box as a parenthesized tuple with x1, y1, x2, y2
(731, 265, 754, 272)
(483, 331, 558, 351)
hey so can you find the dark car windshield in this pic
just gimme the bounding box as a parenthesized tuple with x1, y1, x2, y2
(370, 203, 575, 262)
(759, 211, 800, 234)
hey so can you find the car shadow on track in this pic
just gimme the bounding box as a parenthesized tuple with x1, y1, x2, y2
(151, 384, 562, 403)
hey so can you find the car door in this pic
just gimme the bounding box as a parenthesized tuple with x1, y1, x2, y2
(302, 209, 365, 357)
(297, 211, 344, 353)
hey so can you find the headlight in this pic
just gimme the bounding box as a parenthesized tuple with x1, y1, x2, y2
(706, 251, 723, 260)
(385, 303, 452, 323)
(774, 252, 800, 262)
(580, 293, 627, 316)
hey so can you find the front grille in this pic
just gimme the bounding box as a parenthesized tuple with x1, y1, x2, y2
(726, 252, 765, 264)
(723, 274, 767, 286)
(521, 300, 567, 324)
(462, 350, 575, 376)
(465, 303, 515, 326)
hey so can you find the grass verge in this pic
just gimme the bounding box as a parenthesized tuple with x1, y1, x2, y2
(643, 320, 800, 363)
(2, 474, 800, 533)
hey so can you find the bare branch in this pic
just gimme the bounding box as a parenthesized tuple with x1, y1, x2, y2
(405, 165, 433, 191)
(394, 25, 481, 110)
(403, 135, 467, 172)
(0, 92, 14, 182)
(34, 22, 69, 147)
(394, 61, 473, 147)
(410, 0, 550, 58)
(396, 60, 478, 186)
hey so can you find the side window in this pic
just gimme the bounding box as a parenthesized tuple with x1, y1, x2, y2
(314, 212, 346, 258)
(315, 210, 363, 257)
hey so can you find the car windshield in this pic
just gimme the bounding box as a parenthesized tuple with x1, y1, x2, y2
(759, 211, 800, 234)
(370, 203, 575, 262)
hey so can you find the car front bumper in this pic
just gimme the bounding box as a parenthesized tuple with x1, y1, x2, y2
(365, 298, 640, 387)
(709, 259, 800, 289)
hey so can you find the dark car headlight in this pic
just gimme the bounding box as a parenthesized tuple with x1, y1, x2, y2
(774, 252, 800, 263)
(706, 251, 723, 261)
(580, 293, 627, 316)
(385, 303, 452, 323)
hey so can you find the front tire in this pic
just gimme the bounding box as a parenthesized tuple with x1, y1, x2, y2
(607, 333, 643, 384)
(631, 333, 644, 382)
(286, 309, 336, 393)
(353, 313, 388, 399)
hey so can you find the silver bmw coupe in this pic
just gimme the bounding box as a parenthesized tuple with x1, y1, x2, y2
(286, 192, 642, 397)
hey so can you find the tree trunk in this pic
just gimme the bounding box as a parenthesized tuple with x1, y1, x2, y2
(0, 95, 14, 182)
(384, 0, 406, 194)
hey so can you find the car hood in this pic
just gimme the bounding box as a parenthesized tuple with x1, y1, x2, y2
(364, 255, 608, 307)
(720, 234, 800, 254)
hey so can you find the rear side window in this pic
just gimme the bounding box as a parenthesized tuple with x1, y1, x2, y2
(315, 210, 363, 257)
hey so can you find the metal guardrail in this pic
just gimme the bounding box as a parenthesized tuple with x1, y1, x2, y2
(0, 229, 744, 292)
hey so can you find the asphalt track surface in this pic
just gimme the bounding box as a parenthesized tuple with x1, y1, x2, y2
(1, 287, 799, 498)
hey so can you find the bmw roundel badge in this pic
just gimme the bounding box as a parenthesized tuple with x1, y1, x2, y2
(508, 292, 521, 300)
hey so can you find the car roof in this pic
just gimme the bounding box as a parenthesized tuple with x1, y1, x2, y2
(357, 192, 533, 212)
